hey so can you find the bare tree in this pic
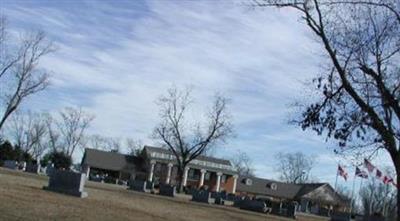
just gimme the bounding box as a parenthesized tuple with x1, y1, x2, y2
(44, 113, 62, 152)
(89, 134, 122, 153)
(153, 87, 233, 192)
(256, 0, 400, 215)
(360, 168, 397, 220)
(0, 15, 53, 132)
(275, 152, 315, 184)
(231, 150, 255, 177)
(7, 110, 48, 159)
(125, 138, 143, 156)
(57, 107, 94, 157)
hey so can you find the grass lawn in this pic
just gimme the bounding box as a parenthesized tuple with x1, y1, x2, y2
(0, 168, 292, 221)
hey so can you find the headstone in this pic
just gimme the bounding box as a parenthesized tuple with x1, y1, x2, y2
(25, 163, 40, 173)
(191, 190, 210, 203)
(330, 212, 351, 221)
(214, 196, 225, 205)
(159, 184, 176, 197)
(3, 160, 17, 170)
(146, 181, 154, 190)
(239, 200, 267, 213)
(129, 180, 147, 192)
(43, 170, 88, 198)
(46, 164, 56, 176)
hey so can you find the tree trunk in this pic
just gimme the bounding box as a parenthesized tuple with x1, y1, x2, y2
(177, 166, 184, 193)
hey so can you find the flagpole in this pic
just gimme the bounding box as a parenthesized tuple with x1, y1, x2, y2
(349, 169, 357, 217)
(334, 164, 339, 191)
(382, 182, 389, 217)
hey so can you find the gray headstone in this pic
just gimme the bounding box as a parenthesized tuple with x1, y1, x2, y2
(43, 170, 88, 198)
(25, 163, 39, 173)
(46, 165, 56, 176)
(146, 181, 154, 190)
(331, 211, 351, 221)
(129, 180, 147, 192)
(3, 160, 17, 170)
(239, 200, 267, 213)
(214, 196, 225, 205)
(159, 184, 176, 197)
(192, 190, 210, 204)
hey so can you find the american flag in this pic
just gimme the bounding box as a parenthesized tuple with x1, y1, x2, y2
(355, 167, 368, 179)
(338, 165, 348, 181)
(364, 159, 375, 173)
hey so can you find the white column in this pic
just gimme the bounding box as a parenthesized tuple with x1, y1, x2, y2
(85, 166, 90, 178)
(199, 169, 206, 187)
(216, 172, 222, 192)
(232, 175, 238, 194)
(182, 167, 189, 186)
(166, 163, 173, 184)
(36, 158, 41, 174)
(148, 160, 156, 182)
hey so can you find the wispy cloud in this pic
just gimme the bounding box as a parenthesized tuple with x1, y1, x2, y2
(3, 0, 389, 185)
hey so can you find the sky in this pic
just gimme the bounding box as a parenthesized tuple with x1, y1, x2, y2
(1, 0, 394, 190)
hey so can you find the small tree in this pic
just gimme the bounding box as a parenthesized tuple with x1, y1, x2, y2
(153, 87, 233, 192)
(56, 107, 94, 157)
(275, 152, 315, 184)
(7, 111, 48, 160)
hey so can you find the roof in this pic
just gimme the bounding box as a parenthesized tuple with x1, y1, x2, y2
(143, 146, 237, 175)
(295, 183, 326, 198)
(144, 146, 232, 166)
(82, 148, 140, 172)
(236, 176, 303, 199)
(236, 176, 343, 204)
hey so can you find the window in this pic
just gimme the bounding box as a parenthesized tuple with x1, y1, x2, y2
(242, 178, 252, 186)
(205, 172, 211, 181)
(221, 175, 227, 183)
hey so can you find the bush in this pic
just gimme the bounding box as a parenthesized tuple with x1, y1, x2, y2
(48, 151, 72, 170)
(0, 141, 33, 165)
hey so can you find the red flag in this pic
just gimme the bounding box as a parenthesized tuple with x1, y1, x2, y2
(338, 165, 348, 181)
(364, 159, 375, 173)
(383, 176, 394, 185)
(376, 169, 382, 179)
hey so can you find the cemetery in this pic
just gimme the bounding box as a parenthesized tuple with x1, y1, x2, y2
(0, 146, 354, 221)
(0, 167, 292, 221)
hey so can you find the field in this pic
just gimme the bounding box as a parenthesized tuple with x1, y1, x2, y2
(0, 168, 292, 221)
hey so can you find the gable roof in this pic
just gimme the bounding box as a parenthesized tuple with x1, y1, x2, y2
(82, 148, 139, 172)
(236, 176, 303, 199)
(236, 176, 343, 204)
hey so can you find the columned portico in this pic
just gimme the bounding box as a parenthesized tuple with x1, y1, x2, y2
(232, 175, 238, 194)
(199, 169, 206, 187)
(216, 172, 223, 192)
(182, 167, 190, 186)
(165, 163, 173, 184)
(148, 160, 156, 182)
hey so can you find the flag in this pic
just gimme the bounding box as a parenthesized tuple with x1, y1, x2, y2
(383, 176, 394, 185)
(364, 159, 375, 173)
(338, 165, 348, 181)
(355, 167, 368, 179)
(376, 169, 382, 179)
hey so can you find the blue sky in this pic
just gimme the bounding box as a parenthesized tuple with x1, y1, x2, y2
(2, 0, 394, 190)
